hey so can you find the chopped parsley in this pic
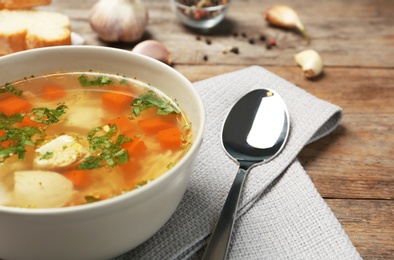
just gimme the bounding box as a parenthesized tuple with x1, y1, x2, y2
(120, 78, 128, 84)
(31, 104, 67, 124)
(0, 113, 24, 128)
(0, 83, 23, 96)
(132, 92, 180, 117)
(0, 112, 42, 160)
(78, 75, 114, 87)
(40, 151, 54, 160)
(0, 105, 67, 161)
(78, 124, 132, 170)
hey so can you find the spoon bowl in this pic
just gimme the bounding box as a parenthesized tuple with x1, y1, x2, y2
(203, 89, 290, 259)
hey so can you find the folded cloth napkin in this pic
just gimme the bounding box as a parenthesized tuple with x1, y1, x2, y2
(115, 66, 361, 259)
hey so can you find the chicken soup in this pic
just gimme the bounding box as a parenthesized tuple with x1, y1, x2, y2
(0, 72, 192, 208)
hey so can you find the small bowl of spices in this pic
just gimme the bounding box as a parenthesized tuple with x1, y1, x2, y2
(170, 0, 231, 29)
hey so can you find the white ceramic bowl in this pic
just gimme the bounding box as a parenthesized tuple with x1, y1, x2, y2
(0, 46, 205, 260)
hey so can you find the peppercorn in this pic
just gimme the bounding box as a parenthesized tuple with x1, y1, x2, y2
(266, 39, 276, 49)
(229, 46, 239, 54)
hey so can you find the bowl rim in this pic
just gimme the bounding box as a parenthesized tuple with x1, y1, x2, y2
(0, 46, 206, 216)
(170, 0, 230, 11)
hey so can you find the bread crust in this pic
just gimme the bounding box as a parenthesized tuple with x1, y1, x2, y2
(0, 0, 51, 10)
(0, 29, 26, 54)
(0, 10, 71, 55)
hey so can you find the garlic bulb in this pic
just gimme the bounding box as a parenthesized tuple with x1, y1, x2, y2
(132, 40, 172, 64)
(264, 5, 309, 44)
(89, 0, 148, 42)
(294, 49, 323, 78)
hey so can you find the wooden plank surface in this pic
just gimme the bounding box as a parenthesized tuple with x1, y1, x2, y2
(38, 0, 394, 259)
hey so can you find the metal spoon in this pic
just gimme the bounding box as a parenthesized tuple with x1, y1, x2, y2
(202, 89, 290, 260)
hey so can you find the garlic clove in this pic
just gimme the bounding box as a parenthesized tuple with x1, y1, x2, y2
(89, 0, 148, 43)
(264, 5, 310, 44)
(132, 40, 172, 65)
(294, 49, 323, 78)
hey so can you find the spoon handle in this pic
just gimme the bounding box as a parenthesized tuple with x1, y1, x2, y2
(202, 167, 248, 260)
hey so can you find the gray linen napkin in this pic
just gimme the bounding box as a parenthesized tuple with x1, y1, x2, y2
(116, 66, 361, 259)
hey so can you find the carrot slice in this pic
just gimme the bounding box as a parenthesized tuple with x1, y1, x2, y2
(41, 85, 66, 101)
(157, 127, 182, 150)
(102, 87, 133, 114)
(0, 96, 32, 115)
(105, 116, 138, 135)
(63, 170, 92, 189)
(120, 158, 139, 173)
(120, 158, 140, 188)
(138, 117, 175, 135)
(0, 130, 12, 148)
(122, 138, 147, 158)
(14, 115, 44, 128)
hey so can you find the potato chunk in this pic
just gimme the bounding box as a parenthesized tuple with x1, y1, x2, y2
(65, 106, 104, 130)
(14, 170, 74, 208)
(0, 183, 12, 206)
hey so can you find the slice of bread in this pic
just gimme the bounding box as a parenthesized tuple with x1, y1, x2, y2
(0, 0, 51, 10)
(0, 10, 71, 55)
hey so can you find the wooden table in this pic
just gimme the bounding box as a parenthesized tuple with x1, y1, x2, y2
(40, 0, 394, 258)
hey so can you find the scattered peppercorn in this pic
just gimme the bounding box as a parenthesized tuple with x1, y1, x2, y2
(205, 38, 212, 45)
(222, 45, 240, 54)
(196, 35, 201, 41)
(232, 32, 239, 37)
(248, 38, 255, 44)
(241, 32, 247, 38)
(229, 46, 239, 54)
(266, 38, 276, 49)
(203, 55, 208, 61)
(268, 38, 276, 46)
(259, 34, 266, 41)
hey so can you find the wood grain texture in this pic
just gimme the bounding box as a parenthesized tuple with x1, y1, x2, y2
(38, 0, 394, 259)
(326, 199, 394, 259)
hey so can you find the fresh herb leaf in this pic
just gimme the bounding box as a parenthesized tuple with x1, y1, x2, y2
(40, 151, 54, 160)
(131, 92, 180, 117)
(0, 113, 24, 129)
(0, 104, 66, 162)
(120, 78, 128, 84)
(78, 124, 132, 170)
(31, 104, 67, 125)
(0, 124, 42, 160)
(78, 75, 114, 87)
(0, 83, 23, 96)
(78, 156, 102, 170)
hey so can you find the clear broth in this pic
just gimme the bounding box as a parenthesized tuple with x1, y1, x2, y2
(0, 72, 192, 208)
